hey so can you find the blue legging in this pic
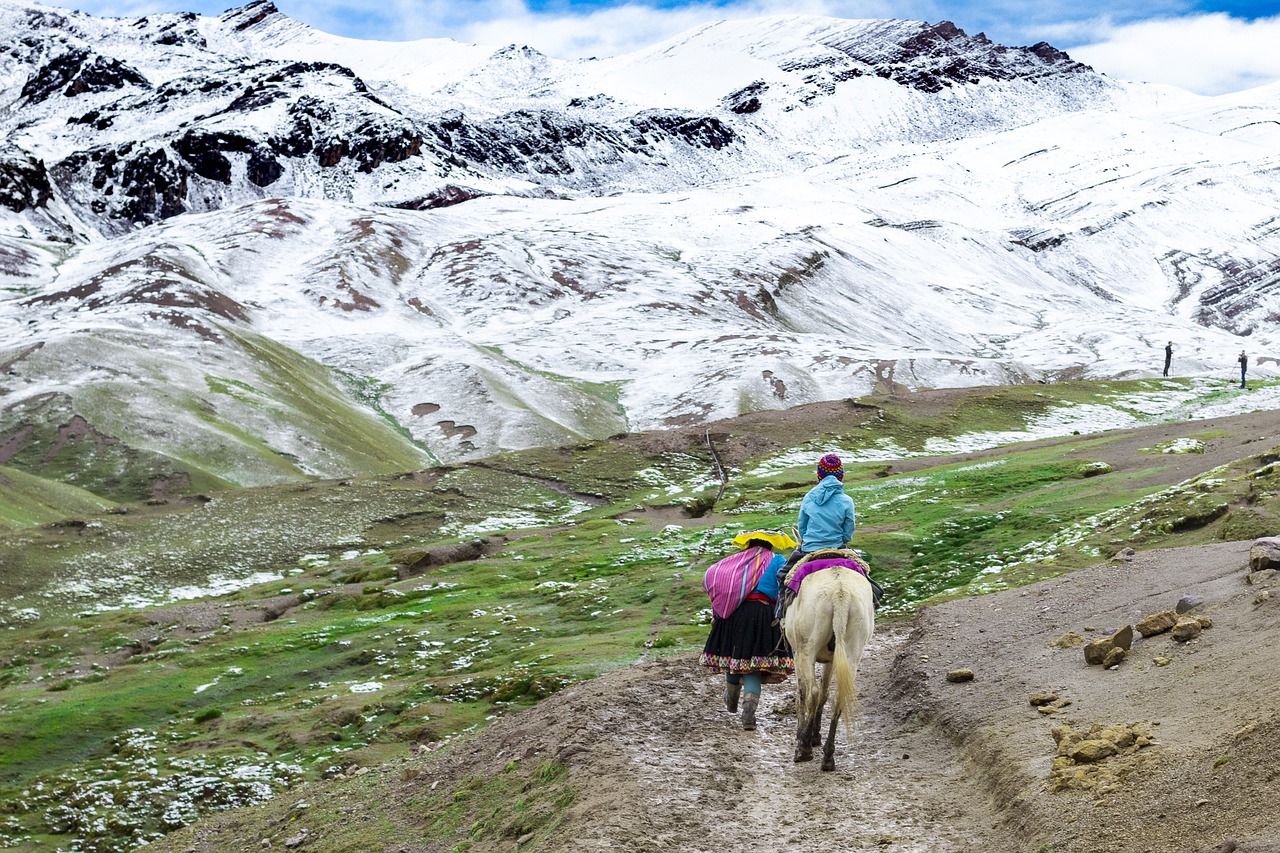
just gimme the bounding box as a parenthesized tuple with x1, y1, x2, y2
(726, 672, 762, 696)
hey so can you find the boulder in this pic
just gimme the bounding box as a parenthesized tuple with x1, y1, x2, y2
(1171, 617, 1204, 642)
(1103, 647, 1127, 667)
(1083, 625, 1132, 665)
(1175, 595, 1204, 614)
(1136, 610, 1178, 637)
(1249, 537, 1280, 572)
(945, 668, 975, 683)
(1247, 568, 1276, 586)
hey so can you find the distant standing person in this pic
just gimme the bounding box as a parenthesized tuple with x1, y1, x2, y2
(1163, 342, 1173, 377)
(1239, 351, 1248, 389)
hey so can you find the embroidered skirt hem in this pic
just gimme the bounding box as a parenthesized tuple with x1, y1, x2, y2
(699, 599, 793, 676)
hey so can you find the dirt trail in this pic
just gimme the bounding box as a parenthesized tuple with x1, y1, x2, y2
(605, 629, 1011, 853)
(404, 539, 1280, 853)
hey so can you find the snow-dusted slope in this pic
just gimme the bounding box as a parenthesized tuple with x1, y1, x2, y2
(1, 0, 1278, 487)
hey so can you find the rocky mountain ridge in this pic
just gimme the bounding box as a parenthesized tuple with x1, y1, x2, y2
(2, 0, 1279, 495)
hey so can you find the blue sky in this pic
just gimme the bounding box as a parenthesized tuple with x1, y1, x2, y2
(58, 0, 1280, 94)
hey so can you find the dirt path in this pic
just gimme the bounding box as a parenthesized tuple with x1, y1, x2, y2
(459, 623, 1012, 853)
(404, 538, 1280, 853)
(619, 628, 1013, 853)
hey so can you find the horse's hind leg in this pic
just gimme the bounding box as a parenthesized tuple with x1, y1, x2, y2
(805, 703, 823, 748)
(821, 713, 840, 771)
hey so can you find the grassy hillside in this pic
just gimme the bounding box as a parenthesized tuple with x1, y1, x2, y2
(0, 377, 1278, 851)
(0, 330, 435, 508)
(0, 464, 117, 532)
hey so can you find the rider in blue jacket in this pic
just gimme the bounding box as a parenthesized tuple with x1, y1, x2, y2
(777, 453, 881, 608)
(799, 454, 856, 550)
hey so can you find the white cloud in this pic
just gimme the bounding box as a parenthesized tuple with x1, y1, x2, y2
(1067, 13, 1280, 95)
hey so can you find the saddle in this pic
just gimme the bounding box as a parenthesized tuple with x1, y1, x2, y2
(777, 548, 882, 629)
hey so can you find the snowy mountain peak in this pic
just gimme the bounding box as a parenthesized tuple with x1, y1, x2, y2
(0, 1, 1278, 485)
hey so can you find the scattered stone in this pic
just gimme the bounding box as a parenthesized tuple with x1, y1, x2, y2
(1029, 693, 1059, 706)
(1176, 595, 1205, 614)
(1103, 647, 1127, 668)
(1110, 547, 1136, 562)
(1048, 721, 1156, 791)
(284, 828, 309, 848)
(1249, 537, 1280, 572)
(1054, 631, 1086, 649)
(945, 668, 975, 683)
(1153, 656, 1172, 666)
(1084, 625, 1132, 665)
(1069, 739, 1118, 763)
(1136, 610, 1179, 637)
(1171, 617, 1203, 642)
(1194, 614, 1213, 629)
(517, 832, 536, 846)
(1246, 568, 1276, 586)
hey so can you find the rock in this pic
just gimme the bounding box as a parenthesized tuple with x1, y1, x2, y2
(1083, 625, 1131, 665)
(945, 668, 975, 683)
(1194, 614, 1213, 628)
(1136, 610, 1179, 636)
(1069, 739, 1118, 763)
(284, 828, 308, 848)
(1099, 724, 1136, 749)
(1029, 693, 1059, 706)
(1246, 568, 1276, 586)
(1054, 631, 1086, 648)
(1110, 547, 1136, 561)
(1249, 537, 1280, 572)
(1084, 636, 1112, 665)
(1153, 656, 1172, 666)
(1176, 594, 1204, 614)
(1103, 647, 1127, 667)
(1171, 617, 1203, 642)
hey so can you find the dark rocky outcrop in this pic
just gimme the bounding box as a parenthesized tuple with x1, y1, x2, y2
(0, 150, 53, 213)
(425, 108, 735, 177)
(384, 185, 489, 210)
(788, 20, 1095, 96)
(724, 81, 768, 114)
(171, 130, 257, 184)
(21, 48, 150, 104)
(55, 144, 188, 225)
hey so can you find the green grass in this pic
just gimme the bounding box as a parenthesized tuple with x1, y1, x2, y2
(0, 464, 117, 531)
(2, 377, 1280, 850)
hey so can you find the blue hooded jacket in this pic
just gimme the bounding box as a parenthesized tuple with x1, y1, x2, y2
(798, 476, 856, 551)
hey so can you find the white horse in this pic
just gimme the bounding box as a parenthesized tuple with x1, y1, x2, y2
(783, 558, 876, 771)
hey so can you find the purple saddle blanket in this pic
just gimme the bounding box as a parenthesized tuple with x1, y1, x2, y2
(787, 557, 869, 593)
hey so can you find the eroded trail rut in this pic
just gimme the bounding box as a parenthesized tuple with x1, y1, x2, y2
(560, 626, 1014, 852)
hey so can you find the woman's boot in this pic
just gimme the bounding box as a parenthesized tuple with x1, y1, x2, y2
(741, 694, 759, 730)
(724, 681, 742, 713)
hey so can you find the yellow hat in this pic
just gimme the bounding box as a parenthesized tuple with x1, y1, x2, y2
(731, 530, 797, 550)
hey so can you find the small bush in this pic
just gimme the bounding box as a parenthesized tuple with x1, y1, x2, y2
(194, 707, 223, 723)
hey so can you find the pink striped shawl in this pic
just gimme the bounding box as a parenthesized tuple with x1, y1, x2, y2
(703, 547, 773, 619)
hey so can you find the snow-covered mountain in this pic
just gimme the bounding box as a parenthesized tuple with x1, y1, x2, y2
(2, 0, 1279, 494)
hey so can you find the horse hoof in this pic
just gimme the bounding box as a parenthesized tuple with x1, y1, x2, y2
(794, 749, 813, 763)
(821, 759, 836, 772)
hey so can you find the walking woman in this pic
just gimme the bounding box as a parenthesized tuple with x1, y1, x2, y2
(699, 530, 796, 730)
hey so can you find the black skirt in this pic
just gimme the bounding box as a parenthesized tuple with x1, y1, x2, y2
(698, 599, 793, 678)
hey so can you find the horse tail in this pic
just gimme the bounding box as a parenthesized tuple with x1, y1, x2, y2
(830, 572, 868, 740)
